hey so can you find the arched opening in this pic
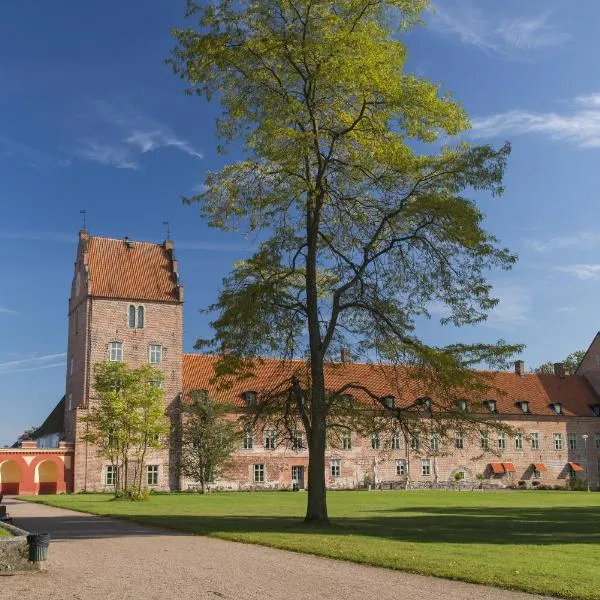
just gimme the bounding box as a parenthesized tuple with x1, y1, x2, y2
(36, 461, 59, 495)
(0, 460, 22, 495)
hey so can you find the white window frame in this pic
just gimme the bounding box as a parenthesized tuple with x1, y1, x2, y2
(455, 469, 465, 481)
(147, 465, 159, 486)
(498, 432, 507, 450)
(341, 430, 352, 450)
(391, 432, 401, 450)
(253, 463, 265, 483)
(530, 432, 539, 450)
(331, 458, 341, 478)
(568, 432, 577, 450)
(109, 341, 123, 362)
(395, 459, 406, 476)
(104, 465, 116, 486)
(264, 430, 276, 450)
(421, 459, 431, 476)
(554, 433, 564, 451)
(243, 428, 253, 449)
(149, 344, 163, 364)
(430, 434, 440, 452)
(455, 432, 464, 450)
(371, 433, 380, 450)
(515, 432, 523, 450)
(411, 435, 420, 451)
(481, 431, 489, 449)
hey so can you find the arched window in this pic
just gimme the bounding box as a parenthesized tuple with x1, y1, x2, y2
(128, 305, 136, 328)
(137, 305, 144, 329)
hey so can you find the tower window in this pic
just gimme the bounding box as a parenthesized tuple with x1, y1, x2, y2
(128, 305, 145, 328)
(149, 344, 163, 364)
(109, 342, 123, 362)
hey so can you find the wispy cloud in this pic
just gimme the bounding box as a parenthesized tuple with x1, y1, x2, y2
(0, 135, 70, 170)
(75, 100, 203, 169)
(556, 306, 576, 313)
(429, 4, 569, 60)
(525, 231, 600, 252)
(0, 307, 16, 315)
(486, 287, 532, 328)
(557, 264, 600, 280)
(472, 93, 600, 148)
(0, 230, 74, 243)
(0, 353, 66, 375)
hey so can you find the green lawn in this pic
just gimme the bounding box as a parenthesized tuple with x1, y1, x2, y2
(0, 525, 12, 537)
(24, 490, 600, 599)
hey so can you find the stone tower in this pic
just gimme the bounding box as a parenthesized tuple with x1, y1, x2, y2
(63, 231, 184, 491)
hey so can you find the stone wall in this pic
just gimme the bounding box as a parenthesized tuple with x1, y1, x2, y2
(0, 522, 41, 574)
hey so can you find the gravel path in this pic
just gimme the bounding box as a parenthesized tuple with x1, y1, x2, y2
(2, 498, 556, 600)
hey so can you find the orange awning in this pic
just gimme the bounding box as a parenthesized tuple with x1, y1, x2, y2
(533, 463, 547, 472)
(490, 463, 505, 474)
(503, 463, 516, 473)
(569, 462, 584, 472)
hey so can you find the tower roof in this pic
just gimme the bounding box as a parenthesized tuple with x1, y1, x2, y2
(86, 235, 181, 302)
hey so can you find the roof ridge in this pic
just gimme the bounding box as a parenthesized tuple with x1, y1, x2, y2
(89, 235, 165, 247)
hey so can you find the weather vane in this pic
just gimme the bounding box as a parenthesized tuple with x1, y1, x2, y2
(80, 209, 87, 231)
(163, 220, 171, 240)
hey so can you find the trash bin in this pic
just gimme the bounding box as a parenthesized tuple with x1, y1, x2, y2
(292, 482, 299, 491)
(27, 533, 50, 562)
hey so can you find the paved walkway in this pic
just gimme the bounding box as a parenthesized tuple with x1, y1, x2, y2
(2, 498, 555, 600)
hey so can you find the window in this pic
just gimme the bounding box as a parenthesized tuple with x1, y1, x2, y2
(391, 432, 401, 450)
(455, 469, 465, 481)
(498, 432, 507, 450)
(380, 395, 395, 409)
(515, 432, 523, 450)
(341, 430, 352, 450)
(243, 428, 253, 449)
(458, 399, 468, 412)
(371, 433, 380, 450)
(128, 304, 144, 328)
(147, 465, 159, 486)
(455, 432, 464, 450)
(264, 430, 276, 450)
(554, 433, 564, 451)
(533, 468, 542, 480)
(109, 341, 123, 362)
(484, 400, 497, 412)
(595, 433, 600, 449)
(292, 431, 304, 450)
(421, 459, 431, 476)
(149, 344, 163, 364)
(530, 432, 539, 450)
(481, 431, 489, 449)
(430, 434, 440, 452)
(551, 403, 562, 415)
(104, 465, 116, 486)
(411, 434, 420, 451)
(149, 379, 163, 389)
(568, 432, 577, 450)
(396, 459, 406, 476)
(331, 459, 341, 478)
(253, 463, 265, 483)
(518, 401, 530, 414)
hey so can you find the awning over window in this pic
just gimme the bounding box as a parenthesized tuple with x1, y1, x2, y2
(568, 462, 584, 472)
(503, 463, 516, 473)
(490, 463, 505, 474)
(533, 463, 547, 472)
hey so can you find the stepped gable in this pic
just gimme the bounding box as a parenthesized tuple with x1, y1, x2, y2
(87, 235, 180, 302)
(182, 354, 600, 417)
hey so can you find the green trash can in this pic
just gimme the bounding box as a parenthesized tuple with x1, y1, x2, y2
(27, 533, 50, 562)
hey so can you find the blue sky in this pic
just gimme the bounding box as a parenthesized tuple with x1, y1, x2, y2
(2, 1, 600, 445)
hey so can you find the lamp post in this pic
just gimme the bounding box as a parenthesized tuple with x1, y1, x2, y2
(582, 434, 590, 492)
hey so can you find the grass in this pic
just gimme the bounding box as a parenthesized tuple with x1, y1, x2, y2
(0, 526, 12, 537)
(23, 490, 600, 599)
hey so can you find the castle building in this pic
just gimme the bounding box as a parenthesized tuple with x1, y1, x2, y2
(3, 231, 600, 494)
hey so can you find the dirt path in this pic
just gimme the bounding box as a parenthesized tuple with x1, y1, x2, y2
(2, 498, 555, 600)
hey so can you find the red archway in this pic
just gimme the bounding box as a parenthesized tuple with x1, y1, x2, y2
(0, 460, 22, 495)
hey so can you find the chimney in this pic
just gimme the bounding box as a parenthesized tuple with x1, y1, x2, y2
(341, 347, 351, 363)
(554, 362, 566, 378)
(515, 360, 525, 376)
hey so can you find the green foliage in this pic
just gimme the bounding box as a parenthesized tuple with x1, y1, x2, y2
(170, 0, 522, 521)
(179, 390, 240, 493)
(82, 362, 169, 500)
(535, 350, 586, 375)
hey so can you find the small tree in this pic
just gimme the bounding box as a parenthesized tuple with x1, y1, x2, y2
(83, 362, 169, 499)
(535, 350, 585, 375)
(180, 390, 239, 493)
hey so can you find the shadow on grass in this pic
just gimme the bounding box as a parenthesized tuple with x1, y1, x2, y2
(13, 501, 600, 544)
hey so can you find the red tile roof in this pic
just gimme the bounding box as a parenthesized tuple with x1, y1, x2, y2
(182, 354, 600, 417)
(87, 236, 179, 302)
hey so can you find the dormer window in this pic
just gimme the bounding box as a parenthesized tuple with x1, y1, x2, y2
(458, 400, 468, 412)
(517, 401, 530, 414)
(484, 400, 497, 413)
(550, 402, 562, 415)
(417, 397, 432, 410)
(242, 391, 257, 407)
(128, 304, 145, 329)
(380, 395, 395, 409)
(592, 404, 600, 417)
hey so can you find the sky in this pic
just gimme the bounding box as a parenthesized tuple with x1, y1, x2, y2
(2, 0, 600, 445)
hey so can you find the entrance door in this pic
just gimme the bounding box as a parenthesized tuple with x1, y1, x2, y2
(291, 466, 305, 490)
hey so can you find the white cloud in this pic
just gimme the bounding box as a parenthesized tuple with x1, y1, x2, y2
(557, 264, 600, 280)
(472, 94, 600, 148)
(76, 100, 203, 169)
(485, 287, 531, 328)
(525, 231, 600, 252)
(429, 4, 569, 59)
(0, 135, 70, 169)
(0, 353, 66, 375)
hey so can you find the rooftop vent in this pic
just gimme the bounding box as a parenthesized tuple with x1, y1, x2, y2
(515, 360, 525, 376)
(553, 363, 566, 378)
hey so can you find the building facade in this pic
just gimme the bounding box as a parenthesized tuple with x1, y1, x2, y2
(5, 231, 600, 495)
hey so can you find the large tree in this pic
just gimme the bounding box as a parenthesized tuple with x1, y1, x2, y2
(83, 362, 169, 499)
(170, 0, 521, 523)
